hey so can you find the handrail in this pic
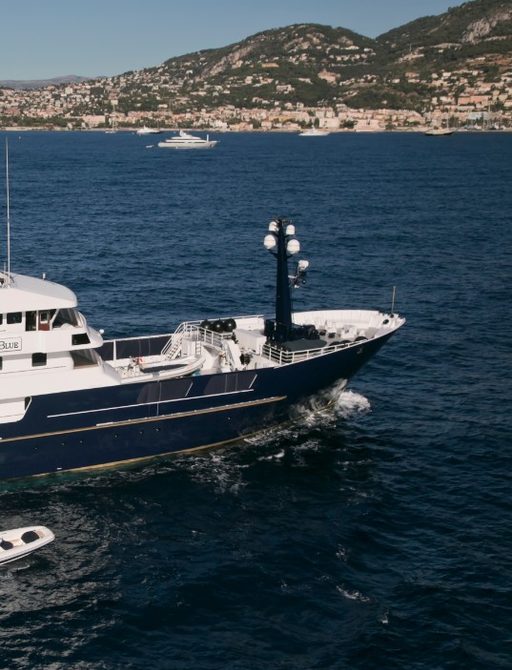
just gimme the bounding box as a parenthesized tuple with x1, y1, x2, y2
(104, 331, 175, 345)
(161, 322, 188, 357)
(104, 331, 176, 363)
(261, 336, 371, 365)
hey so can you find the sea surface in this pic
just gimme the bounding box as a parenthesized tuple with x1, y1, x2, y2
(0, 130, 511, 669)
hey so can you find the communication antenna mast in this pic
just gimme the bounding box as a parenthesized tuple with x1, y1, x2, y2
(5, 138, 11, 283)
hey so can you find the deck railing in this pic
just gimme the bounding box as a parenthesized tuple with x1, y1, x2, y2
(103, 316, 366, 366)
(104, 332, 175, 362)
(261, 337, 367, 365)
(161, 316, 265, 357)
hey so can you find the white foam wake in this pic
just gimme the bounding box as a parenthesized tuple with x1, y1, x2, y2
(245, 384, 372, 451)
(291, 381, 371, 426)
(332, 390, 371, 419)
(336, 585, 372, 603)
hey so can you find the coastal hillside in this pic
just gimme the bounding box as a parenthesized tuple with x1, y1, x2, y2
(352, 0, 512, 109)
(0, 0, 510, 129)
(115, 23, 381, 111)
(379, 0, 512, 57)
(109, 0, 512, 113)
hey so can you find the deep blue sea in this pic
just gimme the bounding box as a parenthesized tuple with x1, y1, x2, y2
(0, 130, 511, 669)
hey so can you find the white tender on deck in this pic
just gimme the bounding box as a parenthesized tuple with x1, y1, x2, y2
(105, 309, 405, 381)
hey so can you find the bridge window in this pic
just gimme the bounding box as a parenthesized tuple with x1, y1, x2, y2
(32, 353, 47, 367)
(26, 311, 37, 331)
(7, 312, 22, 325)
(53, 308, 79, 328)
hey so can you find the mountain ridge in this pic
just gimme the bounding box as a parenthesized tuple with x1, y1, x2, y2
(0, 75, 92, 91)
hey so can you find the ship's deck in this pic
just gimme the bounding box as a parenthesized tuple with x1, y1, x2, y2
(100, 310, 405, 383)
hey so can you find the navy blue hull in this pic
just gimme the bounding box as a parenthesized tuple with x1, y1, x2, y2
(0, 334, 392, 480)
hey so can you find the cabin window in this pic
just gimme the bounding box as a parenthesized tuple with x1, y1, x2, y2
(32, 353, 47, 367)
(53, 308, 79, 328)
(72, 333, 90, 346)
(71, 349, 99, 368)
(0, 357, 2, 370)
(7, 312, 22, 325)
(0, 315, 3, 325)
(26, 311, 37, 331)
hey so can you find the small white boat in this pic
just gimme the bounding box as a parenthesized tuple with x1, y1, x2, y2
(158, 130, 218, 149)
(136, 126, 162, 136)
(424, 127, 454, 136)
(0, 526, 55, 565)
(298, 128, 330, 137)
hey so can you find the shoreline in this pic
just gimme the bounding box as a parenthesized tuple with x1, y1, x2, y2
(1, 126, 511, 134)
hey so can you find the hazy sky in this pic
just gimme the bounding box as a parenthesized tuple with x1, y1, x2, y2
(1, 0, 467, 80)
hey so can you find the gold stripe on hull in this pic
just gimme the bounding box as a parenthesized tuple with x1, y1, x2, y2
(0, 395, 286, 445)
(33, 426, 274, 478)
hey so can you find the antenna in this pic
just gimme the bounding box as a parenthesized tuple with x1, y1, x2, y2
(391, 286, 396, 315)
(5, 138, 11, 282)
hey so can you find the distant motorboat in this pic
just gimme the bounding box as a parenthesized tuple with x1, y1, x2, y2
(0, 526, 55, 565)
(157, 130, 218, 149)
(299, 128, 330, 137)
(136, 126, 162, 136)
(424, 127, 454, 136)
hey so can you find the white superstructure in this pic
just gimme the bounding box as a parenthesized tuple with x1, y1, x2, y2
(0, 271, 117, 422)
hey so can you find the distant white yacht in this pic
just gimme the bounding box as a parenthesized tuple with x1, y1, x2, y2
(136, 126, 162, 136)
(157, 130, 218, 149)
(298, 128, 330, 137)
(424, 127, 455, 136)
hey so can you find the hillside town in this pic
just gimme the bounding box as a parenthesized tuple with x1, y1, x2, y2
(1, 17, 511, 132)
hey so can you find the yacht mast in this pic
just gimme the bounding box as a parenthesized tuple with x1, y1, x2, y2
(5, 138, 11, 282)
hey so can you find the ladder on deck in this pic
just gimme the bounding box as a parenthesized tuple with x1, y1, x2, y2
(161, 323, 186, 359)
(162, 322, 201, 360)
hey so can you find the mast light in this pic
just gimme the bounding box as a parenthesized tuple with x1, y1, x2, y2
(264, 234, 277, 250)
(286, 239, 300, 255)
